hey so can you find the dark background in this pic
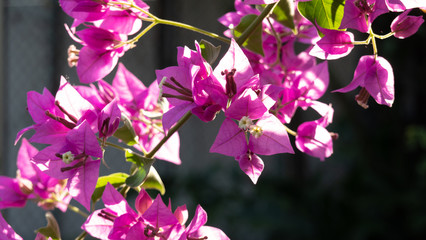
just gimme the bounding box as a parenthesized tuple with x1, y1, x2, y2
(1, 0, 426, 239)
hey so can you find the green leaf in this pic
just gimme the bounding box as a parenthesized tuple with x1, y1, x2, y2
(113, 114, 139, 146)
(36, 212, 61, 240)
(297, 0, 345, 30)
(125, 150, 155, 188)
(199, 39, 221, 65)
(141, 166, 166, 195)
(273, 0, 296, 31)
(233, 14, 264, 56)
(91, 172, 129, 202)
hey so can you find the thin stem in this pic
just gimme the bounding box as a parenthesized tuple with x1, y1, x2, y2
(156, 18, 231, 44)
(67, 204, 89, 218)
(371, 30, 378, 59)
(373, 31, 395, 40)
(284, 125, 297, 137)
(145, 111, 192, 159)
(75, 231, 88, 240)
(103, 140, 128, 152)
(352, 35, 372, 45)
(236, 2, 279, 45)
(117, 22, 158, 48)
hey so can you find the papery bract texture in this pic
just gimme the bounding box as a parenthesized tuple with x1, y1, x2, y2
(310, 29, 355, 60)
(391, 10, 424, 38)
(296, 121, 333, 161)
(0, 212, 23, 240)
(334, 55, 394, 107)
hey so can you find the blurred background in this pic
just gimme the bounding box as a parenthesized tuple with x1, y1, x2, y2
(1, 0, 426, 239)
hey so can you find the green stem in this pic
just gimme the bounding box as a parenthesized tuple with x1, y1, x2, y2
(352, 35, 372, 45)
(103, 140, 128, 152)
(373, 31, 395, 40)
(370, 29, 378, 58)
(156, 18, 231, 44)
(284, 125, 297, 137)
(75, 231, 88, 240)
(67, 204, 89, 218)
(145, 111, 192, 159)
(236, 2, 279, 45)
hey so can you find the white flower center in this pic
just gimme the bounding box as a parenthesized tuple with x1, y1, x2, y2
(238, 116, 253, 130)
(62, 151, 75, 164)
(249, 125, 263, 138)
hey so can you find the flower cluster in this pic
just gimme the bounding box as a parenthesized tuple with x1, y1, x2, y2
(0, 0, 424, 239)
(83, 183, 229, 239)
(61, 0, 150, 83)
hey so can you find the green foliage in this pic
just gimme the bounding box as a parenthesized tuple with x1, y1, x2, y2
(91, 172, 129, 202)
(113, 114, 139, 146)
(273, 0, 296, 32)
(199, 39, 221, 65)
(298, 0, 345, 30)
(233, 14, 264, 56)
(125, 150, 155, 188)
(141, 167, 166, 195)
(36, 212, 61, 240)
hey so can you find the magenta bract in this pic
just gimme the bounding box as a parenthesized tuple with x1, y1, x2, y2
(334, 55, 394, 107)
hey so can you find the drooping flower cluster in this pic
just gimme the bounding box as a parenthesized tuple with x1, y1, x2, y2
(311, 0, 424, 108)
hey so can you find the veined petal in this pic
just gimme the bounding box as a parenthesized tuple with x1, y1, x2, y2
(210, 118, 247, 157)
(249, 114, 294, 155)
(363, 56, 394, 107)
(67, 159, 100, 211)
(236, 152, 264, 184)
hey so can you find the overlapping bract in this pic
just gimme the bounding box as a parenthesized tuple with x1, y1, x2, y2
(83, 183, 229, 240)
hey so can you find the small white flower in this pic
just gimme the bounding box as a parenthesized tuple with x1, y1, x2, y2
(62, 151, 75, 164)
(249, 125, 263, 138)
(238, 116, 253, 130)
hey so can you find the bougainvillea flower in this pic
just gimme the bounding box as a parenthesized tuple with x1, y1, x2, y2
(98, 99, 121, 139)
(269, 61, 329, 124)
(0, 212, 23, 240)
(211, 38, 260, 107)
(84, 183, 228, 239)
(296, 105, 334, 160)
(391, 10, 424, 39)
(211, 114, 293, 183)
(340, 0, 388, 32)
(75, 79, 117, 111)
(59, 0, 110, 22)
(75, 27, 129, 83)
(334, 55, 394, 108)
(0, 176, 28, 209)
(113, 64, 181, 165)
(0, 139, 71, 211)
(33, 121, 102, 210)
(179, 205, 229, 240)
(16, 77, 97, 145)
(156, 41, 223, 130)
(309, 28, 355, 60)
